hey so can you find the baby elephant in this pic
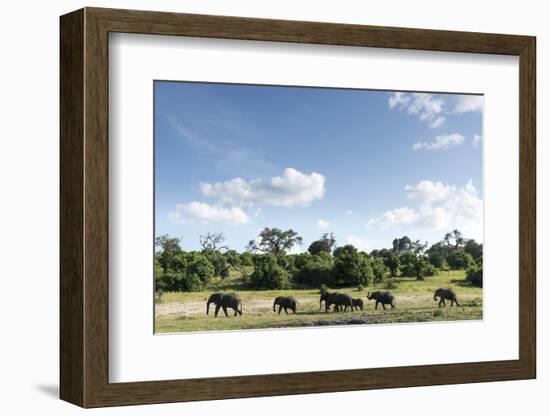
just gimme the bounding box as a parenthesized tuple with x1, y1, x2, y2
(273, 296, 298, 314)
(206, 293, 243, 317)
(351, 298, 364, 311)
(367, 291, 396, 310)
(434, 288, 459, 307)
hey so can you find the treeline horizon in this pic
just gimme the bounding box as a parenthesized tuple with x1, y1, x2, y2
(155, 228, 483, 294)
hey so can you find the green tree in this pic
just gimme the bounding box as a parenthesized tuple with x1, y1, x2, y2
(413, 256, 432, 280)
(383, 251, 401, 276)
(464, 239, 483, 261)
(202, 249, 228, 278)
(466, 261, 483, 287)
(293, 252, 334, 287)
(411, 239, 428, 256)
(399, 251, 417, 276)
(332, 245, 373, 287)
(308, 233, 336, 255)
(444, 229, 465, 248)
(371, 257, 388, 283)
(155, 235, 182, 273)
(446, 248, 474, 269)
(392, 236, 412, 255)
(247, 227, 303, 255)
(239, 252, 254, 267)
(249, 255, 290, 289)
(185, 252, 215, 286)
(426, 242, 448, 269)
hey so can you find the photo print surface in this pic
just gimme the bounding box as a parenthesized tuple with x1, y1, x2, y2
(154, 81, 483, 333)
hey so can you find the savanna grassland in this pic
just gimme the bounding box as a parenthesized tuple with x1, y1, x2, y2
(155, 270, 482, 333)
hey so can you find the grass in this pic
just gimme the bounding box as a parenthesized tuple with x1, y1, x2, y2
(155, 270, 482, 333)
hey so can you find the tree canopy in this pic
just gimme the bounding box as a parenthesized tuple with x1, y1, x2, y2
(154, 229, 481, 292)
(247, 227, 303, 255)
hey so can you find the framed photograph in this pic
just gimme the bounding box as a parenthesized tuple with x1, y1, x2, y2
(60, 7, 536, 408)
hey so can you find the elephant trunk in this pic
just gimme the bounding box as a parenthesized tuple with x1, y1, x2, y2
(206, 301, 211, 315)
(367, 292, 371, 300)
(433, 293, 438, 301)
(273, 300, 277, 312)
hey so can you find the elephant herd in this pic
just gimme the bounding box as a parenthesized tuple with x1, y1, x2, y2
(205, 288, 460, 317)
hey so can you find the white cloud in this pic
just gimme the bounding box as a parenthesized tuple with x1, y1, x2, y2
(389, 93, 483, 128)
(345, 209, 354, 216)
(388, 92, 411, 109)
(366, 180, 483, 240)
(200, 168, 326, 208)
(389, 92, 446, 128)
(169, 202, 250, 225)
(405, 180, 453, 203)
(317, 219, 330, 229)
(453, 95, 483, 113)
(346, 235, 373, 253)
(472, 134, 482, 148)
(412, 133, 465, 150)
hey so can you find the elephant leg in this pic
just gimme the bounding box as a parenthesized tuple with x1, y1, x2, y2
(214, 304, 221, 317)
(455, 299, 460, 307)
(284, 307, 289, 315)
(375, 301, 379, 310)
(278, 305, 282, 315)
(382, 303, 386, 310)
(222, 306, 229, 317)
(234, 307, 238, 316)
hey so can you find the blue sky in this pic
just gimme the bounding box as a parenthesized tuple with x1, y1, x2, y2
(155, 81, 483, 252)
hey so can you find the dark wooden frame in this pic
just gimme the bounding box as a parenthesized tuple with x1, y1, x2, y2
(60, 7, 536, 408)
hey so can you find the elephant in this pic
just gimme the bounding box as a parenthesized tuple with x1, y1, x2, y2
(320, 292, 354, 312)
(434, 288, 459, 307)
(351, 298, 364, 311)
(273, 296, 298, 314)
(366, 291, 396, 310)
(206, 293, 243, 317)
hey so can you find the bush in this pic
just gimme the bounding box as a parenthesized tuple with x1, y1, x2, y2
(156, 252, 215, 292)
(428, 251, 446, 269)
(332, 245, 373, 287)
(423, 262, 438, 277)
(383, 251, 400, 276)
(203, 249, 228, 278)
(249, 255, 290, 289)
(159, 271, 202, 292)
(292, 253, 333, 287)
(357, 284, 364, 292)
(371, 257, 388, 283)
(399, 263, 416, 277)
(466, 265, 483, 287)
(398, 252, 417, 277)
(384, 279, 398, 290)
(446, 248, 474, 270)
(239, 252, 254, 267)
